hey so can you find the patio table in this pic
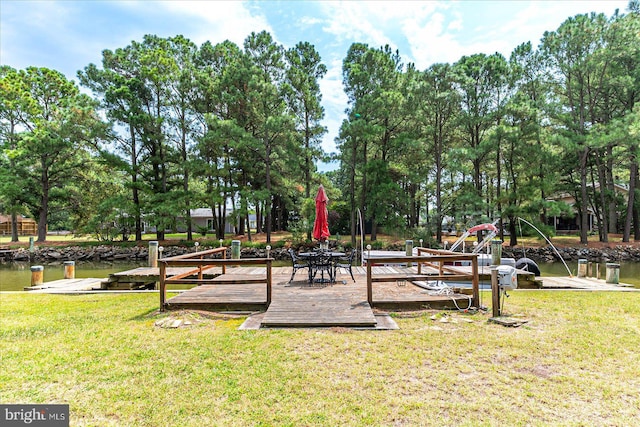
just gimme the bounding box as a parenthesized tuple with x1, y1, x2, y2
(298, 251, 345, 283)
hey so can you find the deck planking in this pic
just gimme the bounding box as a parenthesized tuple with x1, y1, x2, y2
(166, 283, 267, 311)
(25, 278, 104, 293)
(540, 276, 637, 290)
(261, 280, 377, 327)
(165, 266, 479, 327)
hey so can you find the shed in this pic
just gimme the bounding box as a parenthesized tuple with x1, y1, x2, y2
(0, 214, 38, 236)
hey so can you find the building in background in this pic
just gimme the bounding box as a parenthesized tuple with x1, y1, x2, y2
(0, 214, 38, 236)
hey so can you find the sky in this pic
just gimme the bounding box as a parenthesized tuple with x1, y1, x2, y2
(0, 0, 631, 171)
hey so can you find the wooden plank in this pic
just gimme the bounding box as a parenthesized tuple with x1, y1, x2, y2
(165, 276, 266, 285)
(25, 278, 104, 292)
(261, 278, 377, 327)
(541, 276, 636, 290)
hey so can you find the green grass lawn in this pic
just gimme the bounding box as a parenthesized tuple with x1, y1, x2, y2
(1, 291, 639, 426)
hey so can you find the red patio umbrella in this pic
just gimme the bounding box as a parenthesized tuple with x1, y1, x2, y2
(312, 185, 330, 242)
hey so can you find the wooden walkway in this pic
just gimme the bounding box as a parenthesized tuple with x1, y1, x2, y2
(261, 281, 377, 327)
(25, 278, 104, 293)
(540, 276, 637, 290)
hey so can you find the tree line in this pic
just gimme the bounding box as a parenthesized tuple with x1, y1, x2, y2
(1, 31, 327, 243)
(335, 6, 640, 245)
(1, 5, 639, 245)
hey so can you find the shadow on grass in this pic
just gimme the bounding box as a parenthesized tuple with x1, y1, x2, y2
(129, 307, 162, 321)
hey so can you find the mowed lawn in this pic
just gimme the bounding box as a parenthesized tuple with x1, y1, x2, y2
(1, 291, 638, 426)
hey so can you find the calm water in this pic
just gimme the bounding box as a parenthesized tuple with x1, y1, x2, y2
(1, 260, 638, 291)
(0, 261, 146, 292)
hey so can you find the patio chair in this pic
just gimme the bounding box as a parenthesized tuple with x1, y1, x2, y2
(288, 249, 310, 283)
(310, 252, 334, 284)
(334, 250, 356, 282)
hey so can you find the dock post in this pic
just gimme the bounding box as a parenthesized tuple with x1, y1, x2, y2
(595, 263, 600, 280)
(29, 237, 35, 261)
(471, 256, 479, 309)
(231, 240, 241, 260)
(159, 261, 167, 311)
(366, 261, 373, 306)
(405, 240, 413, 267)
(577, 259, 587, 278)
(149, 241, 159, 268)
(30, 265, 44, 287)
(490, 266, 500, 318)
(266, 259, 272, 306)
(490, 240, 502, 265)
(63, 261, 75, 279)
(605, 263, 620, 284)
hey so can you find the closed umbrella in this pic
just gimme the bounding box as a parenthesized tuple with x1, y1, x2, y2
(312, 185, 330, 242)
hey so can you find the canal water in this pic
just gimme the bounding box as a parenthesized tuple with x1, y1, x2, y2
(0, 261, 146, 292)
(1, 260, 638, 292)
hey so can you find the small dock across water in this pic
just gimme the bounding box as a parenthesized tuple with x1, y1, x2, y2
(539, 275, 637, 290)
(24, 277, 105, 293)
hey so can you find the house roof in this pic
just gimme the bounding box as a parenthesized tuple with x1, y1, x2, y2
(0, 214, 36, 224)
(190, 208, 214, 218)
(547, 183, 629, 203)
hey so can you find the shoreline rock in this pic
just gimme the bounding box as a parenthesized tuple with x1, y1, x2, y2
(3, 243, 640, 264)
(502, 246, 640, 263)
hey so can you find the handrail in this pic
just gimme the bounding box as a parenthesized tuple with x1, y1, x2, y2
(160, 246, 227, 281)
(159, 248, 272, 311)
(161, 246, 227, 261)
(366, 250, 479, 308)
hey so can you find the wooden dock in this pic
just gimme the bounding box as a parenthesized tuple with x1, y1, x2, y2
(25, 278, 104, 293)
(165, 266, 476, 328)
(261, 281, 377, 328)
(540, 276, 637, 290)
(23, 263, 637, 329)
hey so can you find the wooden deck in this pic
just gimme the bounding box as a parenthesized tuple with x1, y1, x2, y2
(25, 278, 104, 293)
(166, 283, 267, 311)
(540, 275, 637, 290)
(261, 281, 377, 327)
(165, 266, 476, 328)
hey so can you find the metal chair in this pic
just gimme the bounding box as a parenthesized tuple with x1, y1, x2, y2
(288, 249, 310, 283)
(310, 252, 334, 284)
(334, 250, 356, 282)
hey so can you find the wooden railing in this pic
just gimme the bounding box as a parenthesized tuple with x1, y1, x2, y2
(159, 247, 273, 311)
(366, 248, 479, 307)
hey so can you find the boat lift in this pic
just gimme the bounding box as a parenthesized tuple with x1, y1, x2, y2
(449, 220, 500, 253)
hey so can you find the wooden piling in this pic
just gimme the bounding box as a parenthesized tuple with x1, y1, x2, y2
(149, 241, 158, 268)
(64, 261, 75, 279)
(605, 263, 620, 284)
(577, 259, 587, 277)
(491, 267, 500, 318)
(30, 265, 44, 286)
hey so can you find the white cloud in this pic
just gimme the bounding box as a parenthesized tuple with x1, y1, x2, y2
(149, 0, 273, 47)
(402, 0, 629, 69)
